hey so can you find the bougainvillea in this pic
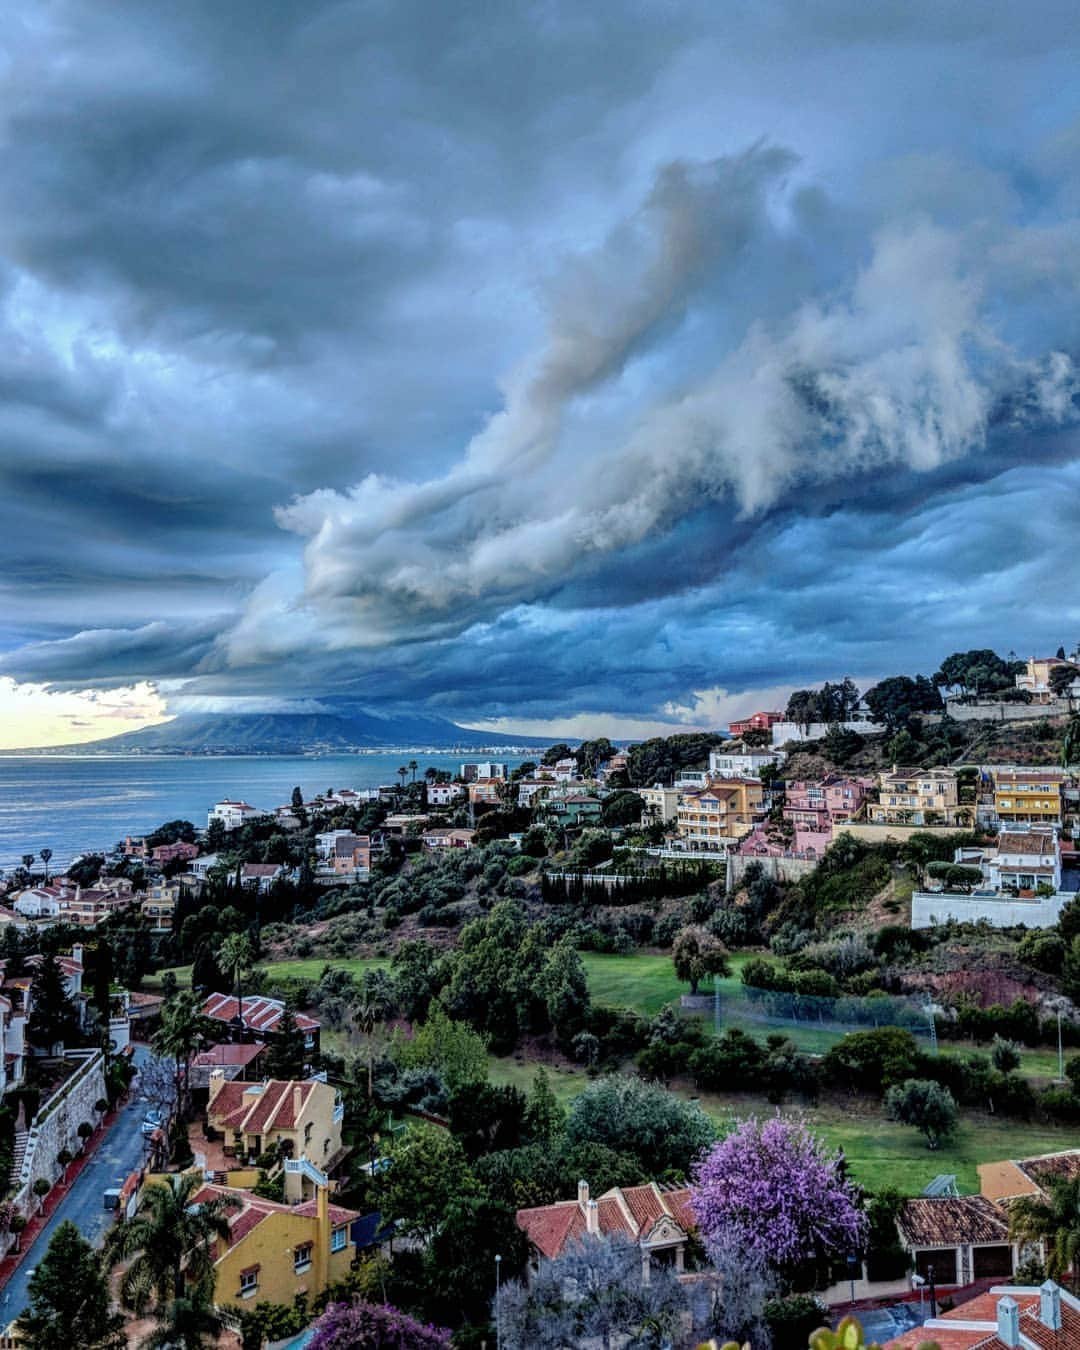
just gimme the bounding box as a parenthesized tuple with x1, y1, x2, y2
(308, 1299, 452, 1350)
(690, 1116, 866, 1275)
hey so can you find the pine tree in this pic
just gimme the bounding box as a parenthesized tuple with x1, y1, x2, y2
(27, 951, 81, 1053)
(267, 1001, 306, 1080)
(191, 938, 225, 995)
(15, 1219, 125, 1349)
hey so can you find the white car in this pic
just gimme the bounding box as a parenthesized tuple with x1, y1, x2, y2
(140, 1110, 164, 1137)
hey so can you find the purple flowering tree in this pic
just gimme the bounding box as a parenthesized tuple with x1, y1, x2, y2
(691, 1116, 866, 1288)
(308, 1299, 452, 1350)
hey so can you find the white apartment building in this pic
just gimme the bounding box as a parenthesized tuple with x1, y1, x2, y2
(708, 749, 786, 778)
(208, 799, 268, 831)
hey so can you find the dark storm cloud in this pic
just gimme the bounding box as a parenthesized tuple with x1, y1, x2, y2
(1, 0, 1080, 725)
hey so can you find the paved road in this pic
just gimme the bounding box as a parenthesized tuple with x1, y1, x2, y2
(1, 1046, 151, 1323)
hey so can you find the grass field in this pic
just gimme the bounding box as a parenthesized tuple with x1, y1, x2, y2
(487, 1054, 1080, 1194)
(581, 950, 758, 1017)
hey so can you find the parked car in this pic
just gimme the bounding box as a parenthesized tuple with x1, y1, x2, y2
(140, 1110, 164, 1137)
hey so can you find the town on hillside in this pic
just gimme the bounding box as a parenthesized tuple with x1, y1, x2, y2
(7, 647, 1080, 1347)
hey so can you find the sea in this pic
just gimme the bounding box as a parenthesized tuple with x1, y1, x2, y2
(0, 752, 530, 874)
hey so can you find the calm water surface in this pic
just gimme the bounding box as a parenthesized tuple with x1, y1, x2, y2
(0, 753, 528, 872)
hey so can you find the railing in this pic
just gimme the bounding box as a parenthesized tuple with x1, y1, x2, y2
(284, 1156, 328, 1188)
(17, 1049, 103, 1188)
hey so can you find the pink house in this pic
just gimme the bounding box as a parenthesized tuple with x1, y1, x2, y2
(783, 775, 872, 853)
(152, 840, 199, 865)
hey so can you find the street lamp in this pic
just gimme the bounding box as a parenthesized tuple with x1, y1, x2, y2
(495, 1253, 502, 1350)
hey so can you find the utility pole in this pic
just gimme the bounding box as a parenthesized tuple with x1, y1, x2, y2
(495, 1253, 502, 1350)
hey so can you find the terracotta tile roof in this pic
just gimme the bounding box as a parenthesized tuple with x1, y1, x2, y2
(192, 1042, 266, 1068)
(208, 1078, 318, 1133)
(202, 992, 319, 1034)
(597, 1195, 634, 1238)
(516, 1182, 695, 1259)
(885, 1292, 1040, 1350)
(621, 1184, 665, 1231)
(516, 1202, 586, 1259)
(1018, 1149, 1080, 1192)
(897, 1196, 1010, 1247)
(663, 1187, 695, 1231)
(293, 1199, 360, 1227)
(996, 832, 1057, 855)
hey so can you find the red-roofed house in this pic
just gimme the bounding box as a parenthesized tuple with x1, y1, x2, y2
(202, 992, 320, 1064)
(517, 1180, 694, 1277)
(884, 1283, 1077, 1350)
(190, 1040, 267, 1089)
(207, 1070, 344, 1168)
(168, 1172, 360, 1311)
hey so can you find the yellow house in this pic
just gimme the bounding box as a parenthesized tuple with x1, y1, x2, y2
(867, 767, 965, 826)
(676, 778, 765, 847)
(207, 1072, 345, 1169)
(992, 769, 1064, 826)
(192, 1170, 360, 1310)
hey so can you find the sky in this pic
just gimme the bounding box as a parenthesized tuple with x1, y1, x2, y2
(1, 0, 1080, 747)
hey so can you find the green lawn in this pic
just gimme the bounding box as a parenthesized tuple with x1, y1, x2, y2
(487, 1055, 1080, 1195)
(581, 950, 759, 1017)
(260, 957, 387, 982)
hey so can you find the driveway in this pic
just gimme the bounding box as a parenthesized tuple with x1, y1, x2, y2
(1, 1045, 152, 1323)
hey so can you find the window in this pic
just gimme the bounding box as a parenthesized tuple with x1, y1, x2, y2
(294, 1243, 313, 1273)
(331, 1226, 347, 1253)
(239, 1266, 260, 1297)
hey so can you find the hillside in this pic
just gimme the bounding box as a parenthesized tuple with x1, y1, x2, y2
(23, 711, 552, 754)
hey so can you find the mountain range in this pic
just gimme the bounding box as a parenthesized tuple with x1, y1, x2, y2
(23, 710, 553, 754)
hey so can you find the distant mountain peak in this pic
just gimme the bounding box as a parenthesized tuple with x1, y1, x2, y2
(29, 710, 551, 753)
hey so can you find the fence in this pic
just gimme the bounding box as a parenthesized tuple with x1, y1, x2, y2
(693, 980, 936, 1056)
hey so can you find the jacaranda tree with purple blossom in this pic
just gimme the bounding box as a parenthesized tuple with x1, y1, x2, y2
(308, 1298, 452, 1350)
(691, 1116, 866, 1291)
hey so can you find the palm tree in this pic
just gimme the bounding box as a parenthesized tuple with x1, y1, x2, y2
(218, 932, 254, 1036)
(21, 854, 34, 876)
(152, 991, 215, 1121)
(143, 1293, 222, 1350)
(424, 767, 438, 784)
(353, 970, 395, 1098)
(408, 759, 418, 783)
(397, 765, 408, 788)
(106, 1172, 230, 1315)
(39, 848, 52, 883)
(1010, 1176, 1080, 1289)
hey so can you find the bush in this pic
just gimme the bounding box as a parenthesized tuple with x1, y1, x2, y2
(764, 1295, 828, 1350)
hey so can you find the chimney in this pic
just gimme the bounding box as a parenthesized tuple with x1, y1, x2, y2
(293, 1084, 303, 1123)
(71, 943, 83, 968)
(577, 1179, 589, 1208)
(314, 1176, 330, 1291)
(586, 1199, 599, 1236)
(998, 1296, 1020, 1348)
(208, 1068, 225, 1104)
(1041, 1280, 1062, 1331)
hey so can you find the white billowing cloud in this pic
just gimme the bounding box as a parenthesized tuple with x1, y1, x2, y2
(224, 159, 1079, 668)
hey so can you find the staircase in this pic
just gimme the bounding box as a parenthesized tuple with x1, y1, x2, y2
(8, 1131, 27, 1188)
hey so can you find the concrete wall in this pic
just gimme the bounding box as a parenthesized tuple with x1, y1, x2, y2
(911, 891, 1068, 930)
(726, 852, 820, 893)
(945, 698, 1074, 722)
(834, 822, 970, 846)
(772, 718, 884, 746)
(16, 1049, 107, 1204)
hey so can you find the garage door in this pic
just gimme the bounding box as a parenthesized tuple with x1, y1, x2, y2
(973, 1245, 1013, 1279)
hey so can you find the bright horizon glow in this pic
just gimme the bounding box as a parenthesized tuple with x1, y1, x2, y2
(0, 678, 171, 750)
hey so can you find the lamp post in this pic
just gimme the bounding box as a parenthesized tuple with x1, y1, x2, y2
(495, 1253, 502, 1350)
